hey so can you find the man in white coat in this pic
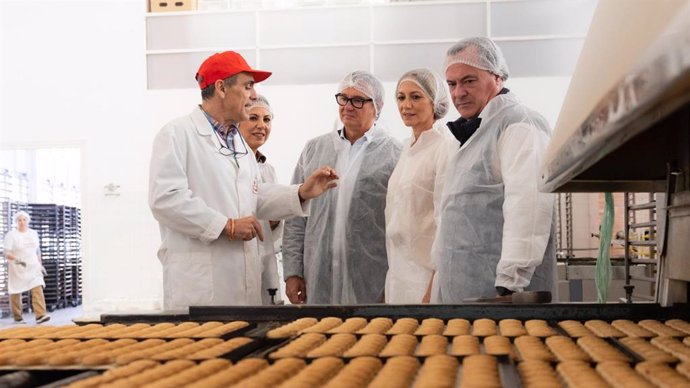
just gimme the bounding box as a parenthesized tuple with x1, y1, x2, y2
(431, 37, 556, 302)
(149, 51, 338, 309)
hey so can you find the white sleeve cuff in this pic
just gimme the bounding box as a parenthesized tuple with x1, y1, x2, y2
(291, 184, 310, 217)
(494, 260, 535, 291)
(201, 213, 228, 244)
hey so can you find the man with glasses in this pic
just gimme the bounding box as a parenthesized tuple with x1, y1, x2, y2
(149, 51, 338, 309)
(430, 37, 556, 303)
(283, 70, 402, 304)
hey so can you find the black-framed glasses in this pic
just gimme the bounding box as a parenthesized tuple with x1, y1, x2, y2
(214, 128, 249, 167)
(335, 93, 373, 109)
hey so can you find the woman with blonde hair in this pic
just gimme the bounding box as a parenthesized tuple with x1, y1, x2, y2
(385, 68, 452, 303)
(238, 94, 283, 304)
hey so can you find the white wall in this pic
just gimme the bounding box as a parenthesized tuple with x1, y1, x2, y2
(0, 0, 164, 313)
(0, 0, 574, 313)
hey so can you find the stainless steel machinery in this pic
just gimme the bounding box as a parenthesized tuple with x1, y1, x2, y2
(540, 2, 690, 306)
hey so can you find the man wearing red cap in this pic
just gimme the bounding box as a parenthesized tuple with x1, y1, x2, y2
(149, 51, 338, 309)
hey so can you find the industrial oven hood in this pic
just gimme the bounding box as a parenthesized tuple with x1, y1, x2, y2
(540, 0, 690, 304)
(540, 0, 690, 194)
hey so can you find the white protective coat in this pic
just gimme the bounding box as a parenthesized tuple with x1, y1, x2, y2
(149, 106, 307, 309)
(3, 228, 45, 294)
(282, 126, 402, 304)
(384, 122, 452, 303)
(257, 160, 283, 305)
(431, 92, 556, 302)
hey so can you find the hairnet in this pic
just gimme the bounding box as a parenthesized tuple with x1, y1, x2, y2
(337, 70, 385, 116)
(247, 94, 273, 118)
(443, 37, 510, 81)
(13, 210, 30, 225)
(396, 68, 450, 120)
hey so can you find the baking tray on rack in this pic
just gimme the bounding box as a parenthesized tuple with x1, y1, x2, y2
(0, 322, 256, 341)
(185, 303, 690, 323)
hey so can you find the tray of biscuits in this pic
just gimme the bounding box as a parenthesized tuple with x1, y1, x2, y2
(233, 316, 690, 387)
(264, 316, 560, 339)
(0, 320, 253, 341)
(59, 354, 523, 388)
(0, 336, 264, 368)
(3, 304, 690, 387)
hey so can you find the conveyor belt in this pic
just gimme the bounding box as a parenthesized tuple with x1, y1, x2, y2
(3, 307, 690, 387)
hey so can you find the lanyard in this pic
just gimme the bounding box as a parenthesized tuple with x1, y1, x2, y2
(201, 108, 245, 168)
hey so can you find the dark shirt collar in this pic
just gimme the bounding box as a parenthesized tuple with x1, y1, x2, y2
(255, 150, 267, 164)
(447, 87, 509, 146)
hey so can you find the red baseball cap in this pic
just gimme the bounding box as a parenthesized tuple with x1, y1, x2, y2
(195, 51, 272, 89)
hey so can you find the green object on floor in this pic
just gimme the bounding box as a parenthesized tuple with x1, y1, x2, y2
(596, 192, 614, 303)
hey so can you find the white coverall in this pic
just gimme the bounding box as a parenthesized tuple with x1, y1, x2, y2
(431, 92, 556, 302)
(256, 159, 283, 305)
(282, 126, 402, 304)
(384, 122, 452, 303)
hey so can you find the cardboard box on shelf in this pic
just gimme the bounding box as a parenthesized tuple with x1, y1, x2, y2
(149, 0, 197, 12)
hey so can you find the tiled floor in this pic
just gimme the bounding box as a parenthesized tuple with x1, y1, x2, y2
(0, 305, 85, 329)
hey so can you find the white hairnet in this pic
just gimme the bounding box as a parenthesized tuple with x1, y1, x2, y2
(13, 210, 30, 225)
(247, 94, 273, 118)
(443, 37, 510, 81)
(337, 70, 385, 116)
(396, 68, 450, 120)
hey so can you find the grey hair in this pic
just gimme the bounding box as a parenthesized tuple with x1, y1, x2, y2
(200, 73, 240, 101)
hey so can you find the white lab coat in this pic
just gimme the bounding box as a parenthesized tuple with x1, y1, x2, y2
(149, 106, 307, 309)
(257, 159, 283, 305)
(3, 228, 45, 294)
(384, 122, 452, 303)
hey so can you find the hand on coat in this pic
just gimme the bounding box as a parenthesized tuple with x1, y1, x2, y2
(421, 288, 431, 304)
(286, 276, 307, 304)
(298, 166, 339, 201)
(422, 271, 435, 303)
(224, 216, 264, 241)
